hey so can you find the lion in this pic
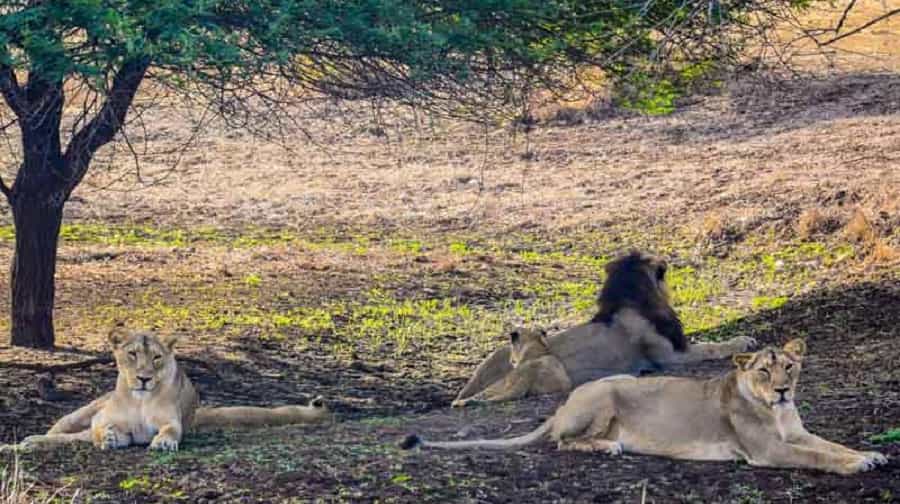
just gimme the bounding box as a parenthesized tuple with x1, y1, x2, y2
(403, 339, 889, 475)
(4, 329, 330, 452)
(453, 251, 756, 407)
(451, 327, 571, 407)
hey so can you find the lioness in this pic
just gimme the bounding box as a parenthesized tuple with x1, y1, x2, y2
(5, 329, 330, 452)
(405, 339, 889, 475)
(452, 327, 571, 407)
(453, 251, 755, 406)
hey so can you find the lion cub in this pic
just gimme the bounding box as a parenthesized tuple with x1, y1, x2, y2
(451, 327, 571, 408)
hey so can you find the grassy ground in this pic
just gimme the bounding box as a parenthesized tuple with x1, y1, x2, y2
(1, 4, 900, 502)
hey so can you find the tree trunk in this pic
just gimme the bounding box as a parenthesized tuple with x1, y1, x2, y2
(9, 194, 64, 348)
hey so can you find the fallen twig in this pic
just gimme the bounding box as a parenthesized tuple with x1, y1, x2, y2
(0, 355, 218, 375)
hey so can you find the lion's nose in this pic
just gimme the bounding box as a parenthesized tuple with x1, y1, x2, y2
(137, 376, 152, 387)
(774, 386, 789, 396)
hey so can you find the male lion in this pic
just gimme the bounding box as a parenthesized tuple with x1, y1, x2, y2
(403, 339, 889, 475)
(5, 329, 330, 452)
(453, 251, 755, 407)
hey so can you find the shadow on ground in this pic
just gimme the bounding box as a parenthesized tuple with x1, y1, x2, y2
(653, 73, 900, 144)
(2, 279, 898, 502)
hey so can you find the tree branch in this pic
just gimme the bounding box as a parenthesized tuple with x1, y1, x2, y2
(816, 7, 900, 47)
(833, 0, 858, 35)
(0, 173, 11, 200)
(0, 65, 25, 118)
(62, 56, 150, 194)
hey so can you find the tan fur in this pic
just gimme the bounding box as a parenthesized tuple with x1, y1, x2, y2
(5, 329, 329, 452)
(451, 328, 571, 408)
(410, 340, 889, 475)
(454, 252, 755, 406)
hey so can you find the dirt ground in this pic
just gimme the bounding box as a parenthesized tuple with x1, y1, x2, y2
(1, 5, 900, 501)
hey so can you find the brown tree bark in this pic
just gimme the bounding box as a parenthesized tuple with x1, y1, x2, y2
(10, 194, 64, 348)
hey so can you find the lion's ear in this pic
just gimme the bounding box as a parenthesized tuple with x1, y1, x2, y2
(107, 326, 129, 348)
(732, 353, 754, 370)
(783, 339, 806, 360)
(159, 333, 180, 352)
(656, 260, 667, 280)
(539, 329, 549, 347)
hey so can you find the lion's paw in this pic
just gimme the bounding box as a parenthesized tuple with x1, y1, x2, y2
(98, 426, 128, 450)
(149, 433, 179, 452)
(15, 435, 49, 451)
(605, 441, 624, 456)
(844, 453, 887, 474)
(451, 399, 469, 408)
(861, 451, 888, 467)
(0, 442, 27, 453)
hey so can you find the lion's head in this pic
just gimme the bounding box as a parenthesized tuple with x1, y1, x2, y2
(591, 251, 686, 351)
(507, 327, 551, 368)
(733, 339, 806, 408)
(108, 328, 179, 398)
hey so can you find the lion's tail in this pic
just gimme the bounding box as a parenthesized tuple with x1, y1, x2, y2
(400, 417, 552, 451)
(193, 396, 330, 428)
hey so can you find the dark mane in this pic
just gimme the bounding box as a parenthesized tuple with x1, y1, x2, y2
(591, 251, 687, 352)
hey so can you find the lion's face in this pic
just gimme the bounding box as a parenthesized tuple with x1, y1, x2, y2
(108, 329, 179, 398)
(507, 327, 550, 368)
(734, 339, 806, 408)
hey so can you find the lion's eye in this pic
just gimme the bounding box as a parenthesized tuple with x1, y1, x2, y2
(785, 363, 793, 372)
(759, 368, 770, 377)
(153, 355, 162, 363)
(128, 351, 137, 360)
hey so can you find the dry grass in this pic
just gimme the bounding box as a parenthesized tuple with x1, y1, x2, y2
(796, 208, 841, 239)
(1, 448, 79, 504)
(844, 208, 877, 243)
(693, 212, 747, 252)
(868, 240, 900, 265)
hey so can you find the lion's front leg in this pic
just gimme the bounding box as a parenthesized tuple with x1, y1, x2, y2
(93, 423, 131, 450)
(454, 345, 513, 402)
(452, 364, 537, 407)
(47, 395, 110, 435)
(149, 422, 182, 452)
(791, 431, 888, 467)
(751, 441, 884, 475)
(451, 376, 525, 408)
(664, 336, 757, 364)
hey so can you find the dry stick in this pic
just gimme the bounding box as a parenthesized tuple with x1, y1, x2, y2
(815, 8, 900, 47)
(0, 357, 114, 373)
(0, 355, 218, 374)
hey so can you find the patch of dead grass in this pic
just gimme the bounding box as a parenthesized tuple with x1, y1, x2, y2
(867, 240, 900, 265)
(695, 212, 745, 249)
(796, 208, 841, 239)
(844, 208, 878, 244)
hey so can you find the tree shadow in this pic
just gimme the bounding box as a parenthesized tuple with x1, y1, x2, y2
(660, 277, 900, 397)
(655, 72, 900, 143)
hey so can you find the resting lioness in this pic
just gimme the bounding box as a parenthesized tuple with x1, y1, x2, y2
(4, 329, 330, 452)
(452, 327, 571, 407)
(453, 251, 756, 406)
(405, 339, 889, 475)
